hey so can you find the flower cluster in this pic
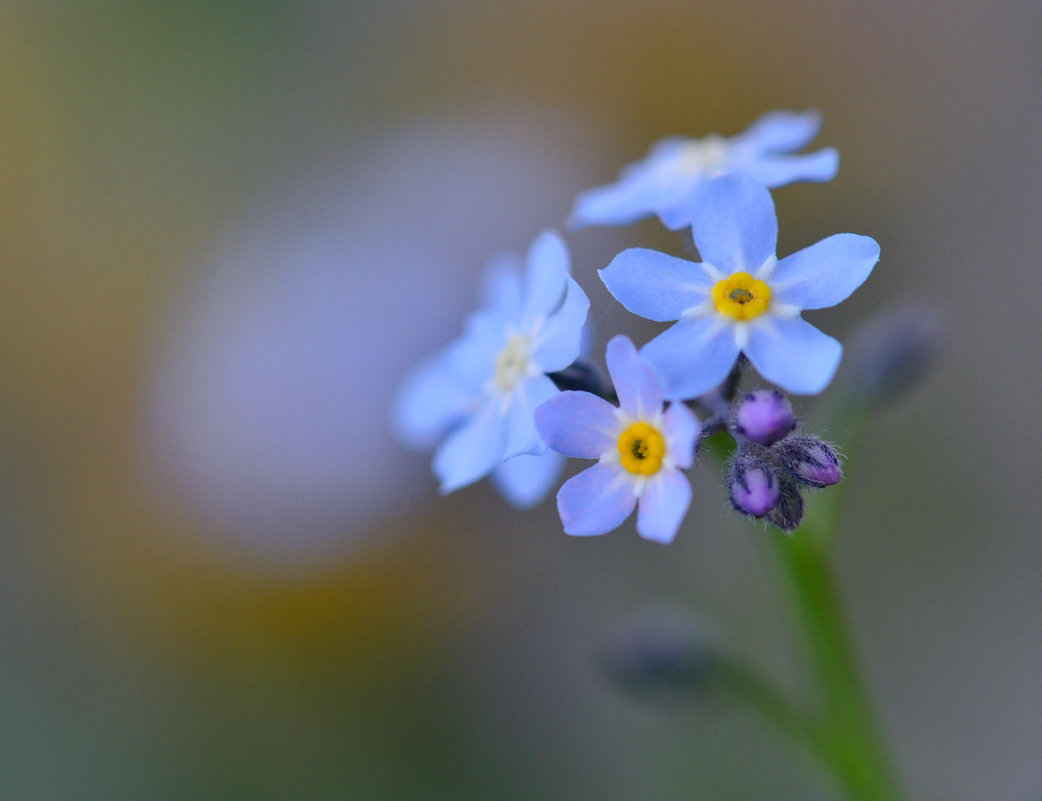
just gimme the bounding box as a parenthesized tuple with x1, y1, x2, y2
(395, 110, 878, 541)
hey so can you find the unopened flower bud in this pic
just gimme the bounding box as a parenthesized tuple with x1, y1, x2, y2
(548, 358, 615, 400)
(766, 474, 805, 532)
(734, 389, 796, 446)
(845, 303, 946, 406)
(728, 453, 780, 517)
(776, 436, 842, 488)
(599, 606, 717, 702)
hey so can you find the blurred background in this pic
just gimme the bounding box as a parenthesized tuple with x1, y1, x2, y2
(2, 1, 1041, 798)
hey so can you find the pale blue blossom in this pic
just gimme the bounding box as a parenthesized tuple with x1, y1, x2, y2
(394, 231, 588, 502)
(534, 336, 700, 543)
(571, 109, 838, 230)
(600, 176, 879, 398)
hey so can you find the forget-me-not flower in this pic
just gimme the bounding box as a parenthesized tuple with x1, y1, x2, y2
(395, 345, 568, 507)
(570, 109, 838, 230)
(600, 176, 879, 398)
(393, 231, 589, 501)
(534, 336, 700, 543)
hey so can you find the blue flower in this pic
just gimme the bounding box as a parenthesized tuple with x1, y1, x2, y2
(570, 109, 839, 230)
(534, 336, 700, 543)
(600, 176, 879, 398)
(393, 231, 589, 502)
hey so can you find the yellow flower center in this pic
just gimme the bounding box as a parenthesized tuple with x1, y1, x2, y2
(493, 334, 531, 392)
(712, 272, 771, 321)
(617, 421, 666, 475)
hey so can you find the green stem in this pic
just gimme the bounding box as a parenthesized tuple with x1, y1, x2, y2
(774, 526, 905, 801)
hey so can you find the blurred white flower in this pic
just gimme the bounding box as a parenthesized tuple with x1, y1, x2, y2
(144, 110, 599, 565)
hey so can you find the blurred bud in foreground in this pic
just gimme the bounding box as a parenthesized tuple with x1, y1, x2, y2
(844, 302, 946, 406)
(734, 389, 797, 446)
(598, 606, 717, 703)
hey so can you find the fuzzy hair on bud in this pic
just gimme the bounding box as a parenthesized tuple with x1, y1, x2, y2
(767, 472, 805, 532)
(776, 436, 842, 488)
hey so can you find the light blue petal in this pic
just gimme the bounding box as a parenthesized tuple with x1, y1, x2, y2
(433, 400, 506, 494)
(478, 253, 524, 320)
(534, 391, 619, 458)
(655, 179, 707, 230)
(557, 462, 636, 536)
(636, 469, 691, 544)
(641, 318, 740, 401)
(770, 234, 879, 310)
(606, 335, 663, 419)
(744, 317, 842, 395)
(571, 136, 716, 230)
(735, 109, 822, 153)
(579, 317, 596, 359)
(569, 170, 663, 228)
(693, 177, 778, 273)
(446, 309, 506, 386)
(392, 354, 474, 450)
(662, 403, 700, 470)
(739, 148, 839, 187)
(531, 277, 589, 372)
(521, 230, 569, 329)
(505, 374, 559, 458)
(599, 249, 712, 323)
(491, 450, 565, 509)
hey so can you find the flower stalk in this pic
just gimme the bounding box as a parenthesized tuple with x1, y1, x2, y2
(773, 523, 905, 801)
(394, 108, 921, 797)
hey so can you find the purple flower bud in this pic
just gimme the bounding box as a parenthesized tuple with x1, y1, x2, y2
(734, 389, 796, 446)
(845, 303, 945, 406)
(776, 436, 842, 488)
(728, 453, 780, 517)
(599, 606, 716, 701)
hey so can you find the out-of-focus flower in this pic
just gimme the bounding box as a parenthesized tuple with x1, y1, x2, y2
(570, 109, 838, 230)
(144, 113, 598, 562)
(600, 176, 879, 398)
(394, 231, 589, 497)
(534, 336, 700, 543)
(394, 339, 568, 508)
